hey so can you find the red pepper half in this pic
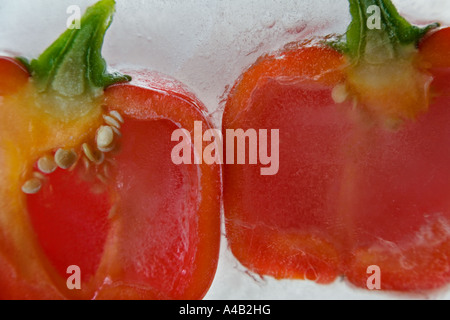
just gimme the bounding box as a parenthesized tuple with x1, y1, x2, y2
(223, 0, 450, 291)
(0, 0, 221, 300)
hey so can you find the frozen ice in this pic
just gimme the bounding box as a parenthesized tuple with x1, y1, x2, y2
(1, 0, 450, 300)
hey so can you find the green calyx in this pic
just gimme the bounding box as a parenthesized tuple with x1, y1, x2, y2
(339, 0, 439, 64)
(19, 0, 131, 99)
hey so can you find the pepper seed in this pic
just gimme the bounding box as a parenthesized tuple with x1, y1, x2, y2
(111, 126, 122, 138)
(37, 154, 57, 174)
(83, 143, 105, 164)
(103, 115, 121, 129)
(332, 84, 349, 104)
(109, 110, 124, 124)
(96, 126, 115, 153)
(22, 178, 42, 195)
(55, 149, 78, 169)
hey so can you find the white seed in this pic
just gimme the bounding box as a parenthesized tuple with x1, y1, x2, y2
(82, 143, 95, 162)
(111, 126, 122, 138)
(55, 149, 78, 169)
(33, 171, 46, 180)
(37, 154, 57, 174)
(103, 115, 121, 129)
(96, 126, 115, 153)
(332, 84, 349, 104)
(98, 146, 115, 153)
(82, 143, 103, 164)
(82, 156, 90, 170)
(22, 178, 42, 194)
(109, 110, 124, 124)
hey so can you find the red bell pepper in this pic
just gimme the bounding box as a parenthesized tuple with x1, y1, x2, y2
(0, 0, 221, 300)
(223, 0, 450, 291)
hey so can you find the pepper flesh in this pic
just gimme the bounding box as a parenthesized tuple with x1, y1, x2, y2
(0, 0, 221, 300)
(0, 62, 222, 301)
(223, 0, 450, 291)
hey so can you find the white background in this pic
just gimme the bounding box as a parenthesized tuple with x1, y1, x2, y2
(1, 0, 450, 300)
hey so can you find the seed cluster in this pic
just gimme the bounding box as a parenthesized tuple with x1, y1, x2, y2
(21, 110, 124, 195)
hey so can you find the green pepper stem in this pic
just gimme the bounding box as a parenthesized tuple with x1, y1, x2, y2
(20, 0, 131, 98)
(344, 0, 439, 64)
